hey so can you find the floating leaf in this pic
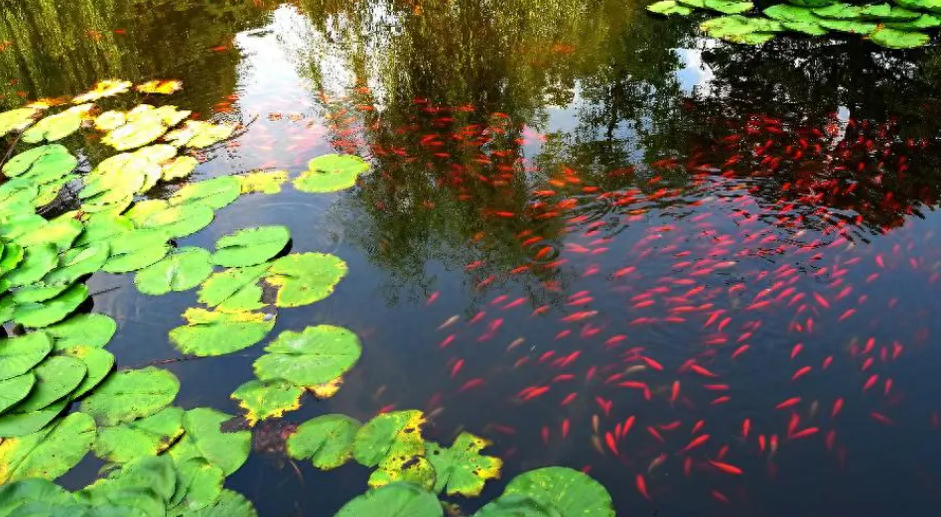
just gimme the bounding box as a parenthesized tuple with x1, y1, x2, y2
(501, 467, 615, 517)
(3, 244, 58, 287)
(812, 2, 863, 17)
(815, 18, 877, 31)
(781, 20, 829, 35)
(370, 455, 437, 490)
(334, 483, 442, 517)
(95, 110, 127, 131)
(2, 144, 77, 183)
(12, 283, 89, 328)
(705, 0, 754, 13)
(231, 380, 304, 426)
(894, 0, 941, 13)
(42, 242, 109, 287)
(869, 26, 930, 46)
(185, 489, 258, 517)
(474, 494, 557, 517)
(92, 407, 184, 463)
(135, 247, 213, 295)
(428, 433, 503, 497)
(238, 170, 288, 194)
(353, 410, 426, 467)
(169, 457, 224, 513)
(12, 355, 86, 413)
(0, 374, 35, 416)
(197, 264, 267, 311)
(859, 2, 919, 18)
(254, 325, 362, 387)
(81, 367, 180, 426)
(102, 229, 171, 273)
(169, 308, 276, 357)
(0, 478, 74, 514)
(212, 225, 290, 267)
(136, 80, 183, 95)
(21, 104, 92, 144)
(137, 203, 215, 239)
(286, 414, 361, 469)
(887, 13, 941, 29)
(75, 215, 134, 247)
(310, 376, 344, 399)
(102, 117, 168, 151)
(15, 217, 83, 250)
(0, 400, 66, 437)
(73, 80, 132, 103)
(0, 412, 96, 484)
(764, 4, 819, 20)
(701, 15, 784, 42)
(0, 332, 53, 381)
(293, 154, 370, 193)
(0, 107, 42, 137)
(162, 156, 199, 181)
(0, 242, 24, 275)
(265, 252, 348, 308)
(46, 313, 117, 350)
(168, 408, 251, 476)
(165, 120, 236, 149)
(80, 455, 176, 512)
(170, 175, 241, 210)
(62, 347, 114, 399)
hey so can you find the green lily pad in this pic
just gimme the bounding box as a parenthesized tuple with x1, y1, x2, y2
(353, 410, 426, 467)
(102, 115, 169, 151)
(92, 406, 184, 463)
(502, 467, 615, 517)
(231, 380, 305, 427)
(764, 4, 818, 20)
(8, 283, 71, 304)
(428, 433, 503, 497)
(33, 174, 76, 207)
(74, 215, 134, 247)
(3, 244, 58, 287)
(168, 408, 251, 476)
(859, 2, 919, 18)
(184, 489, 258, 517)
(12, 283, 89, 328)
(701, 15, 784, 42)
(293, 154, 370, 193)
(815, 18, 877, 31)
(43, 241, 111, 286)
(869, 26, 930, 46)
(0, 332, 53, 381)
(0, 242, 24, 275)
(138, 203, 215, 239)
(102, 229, 171, 273)
(238, 170, 288, 194)
(169, 308, 276, 357)
(169, 457, 225, 513)
(15, 217, 83, 251)
(474, 494, 557, 517)
(812, 2, 862, 17)
(13, 355, 86, 413)
(95, 110, 127, 131)
(197, 264, 267, 311)
(162, 156, 199, 181)
(80, 367, 180, 426)
(135, 247, 214, 295)
(887, 13, 941, 29)
(80, 454, 176, 511)
(705, 0, 754, 13)
(894, 0, 941, 13)
(125, 199, 171, 225)
(73, 80, 132, 104)
(265, 252, 348, 308)
(212, 225, 290, 267)
(2, 144, 77, 183)
(647, 1, 696, 16)
(782, 20, 829, 34)
(46, 313, 117, 350)
(0, 107, 42, 137)
(254, 325, 362, 387)
(0, 181, 39, 216)
(286, 414, 361, 469)
(0, 478, 74, 514)
(0, 399, 67, 437)
(164, 120, 236, 149)
(21, 105, 92, 144)
(0, 374, 35, 416)
(334, 482, 442, 517)
(0, 412, 96, 484)
(369, 455, 437, 490)
(170, 176, 241, 210)
(61, 346, 114, 399)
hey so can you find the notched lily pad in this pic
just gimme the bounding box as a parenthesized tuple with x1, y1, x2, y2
(293, 154, 370, 193)
(353, 410, 426, 468)
(211, 225, 290, 267)
(135, 246, 214, 295)
(265, 252, 348, 308)
(334, 482, 442, 517)
(80, 367, 180, 426)
(231, 380, 304, 426)
(169, 307, 276, 357)
(93, 407, 185, 464)
(0, 412, 96, 484)
(428, 432, 503, 497)
(286, 414, 361, 470)
(167, 408, 251, 476)
(253, 325, 362, 387)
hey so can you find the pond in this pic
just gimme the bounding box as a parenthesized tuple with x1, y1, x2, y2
(2, 0, 941, 515)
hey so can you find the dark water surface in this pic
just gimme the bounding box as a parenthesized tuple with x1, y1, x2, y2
(5, 0, 941, 515)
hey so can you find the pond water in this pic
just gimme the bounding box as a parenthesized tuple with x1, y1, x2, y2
(4, 0, 941, 515)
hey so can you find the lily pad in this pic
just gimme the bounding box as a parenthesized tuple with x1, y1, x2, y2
(197, 264, 267, 311)
(0, 399, 67, 437)
(428, 433, 503, 497)
(185, 489, 258, 517)
(501, 467, 615, 517)
(254, 325, 363, 387)
(0, 412, 96, 484)
(135, 247, 214, 295)
(102, 229, 171, 273)
(92, 407, 184, 464)
(95, 110, 127, 131)
(80, 367, 180, 426)
(21, 104, 92, 144)
(46, 313, 117, 350)
(286, 414, 361, 469)
(859, 2, 919, 18)
(2, 144, 77, 183)
(0, 107, 42, 137)
(815, 18, 877, 31)
(165, 120, 236, 149)
(369, 455, 437, 490)
(74, 215, 134, 247)
(168, 408, 251, 476)
(869, 26, 930, 46)
(212, 225, 290, 267)
(43, 241, 111, 287)
(265, 252, 348, 308)
(887, 14, 941, 29)
(231, 380, 304, 426)
(137, 203, 215, 239)
(701, 15, 784, 41)
(334, 482, 442, 517)
(238, 170, 288, 194)
(73, 80, 132, 103)
(764, 4, 818, 20)
(3, 244, 58, 287)
(474, 495, 557, 517)
(0, 242, 24, 275)
(0, 478, 74, 514)
(136, 80, 183, 95)
(61, 346, 115, 399)
(162, 156, 199, 181)
(80, 455, 176, 512)
(12, 355, 86, 413)
(12, 283, 89, 328)
(169, 307, 276, 357)
(169, 176, 241, 210)
(894, 0, 941, 13)
(0, 374, 35, 416)
(353, 410, 426, 467)
(293, 154, 370, 193)
(705, 0, 755, 13)
(812, 2, 862, 17)
(169, 457, 225, 513)
(15, 217, 83, 250)
(0, 332, 53, 381)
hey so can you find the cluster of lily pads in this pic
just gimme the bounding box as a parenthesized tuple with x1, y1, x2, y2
(647, 0, 941, 47)
(0, 80, 615, 517)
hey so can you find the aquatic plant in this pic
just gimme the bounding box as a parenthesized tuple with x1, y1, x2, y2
(647, 0, 941, 47)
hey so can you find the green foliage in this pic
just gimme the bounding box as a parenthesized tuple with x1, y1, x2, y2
(135, 247, 214, 295)
(253, 325, 363, 386)
(265, 252, 348, 307)
(334, 483, 443, 517)
(286, 414, 361, 469)
(80, 367, 180, 426)
(169, 307, 276, 356)
(92, 406, 184, 463)
(870, 25, 931, 45)
(211, 225, 291, 267)
(0, 412, 96, 484)
(231, 380, 304, 426)
(428, 433, 503, 497)
(293, 154, 370, 193)
(167, 408, 251, 476)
